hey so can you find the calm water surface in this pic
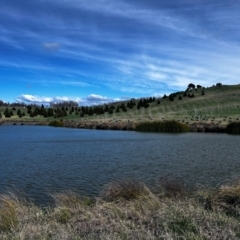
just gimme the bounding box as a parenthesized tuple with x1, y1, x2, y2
(1, 125, 240, 205)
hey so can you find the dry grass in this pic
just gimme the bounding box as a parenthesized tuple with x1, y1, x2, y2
(0, 193, 20, 232)
(1, 180, 240, 239)
(155, 176, 187, 198)
(212, 178, 240, 217)
(101, 179, 149, 202)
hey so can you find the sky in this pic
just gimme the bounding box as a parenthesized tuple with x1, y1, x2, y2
(1, 0, 240, 105)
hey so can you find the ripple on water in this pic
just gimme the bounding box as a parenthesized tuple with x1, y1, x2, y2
(0, 126, 240, 205)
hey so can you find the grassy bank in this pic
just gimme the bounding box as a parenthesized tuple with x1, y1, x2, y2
(1, 179, 240, 239)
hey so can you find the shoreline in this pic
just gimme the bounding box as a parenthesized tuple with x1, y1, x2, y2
(0, 119, 228, 133)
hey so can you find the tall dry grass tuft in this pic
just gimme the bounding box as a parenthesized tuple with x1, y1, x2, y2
(0, 192, 24, 232)
(212, 179, 240, 216)
(51, 191, 94, 224)
(51, 191, 93, 208)
(101, 179, 149, 202)
(155, 176, 187, 198)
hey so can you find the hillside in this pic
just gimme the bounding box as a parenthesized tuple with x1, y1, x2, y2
(1, 84, 240, 130)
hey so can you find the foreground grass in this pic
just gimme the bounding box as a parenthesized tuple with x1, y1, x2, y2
(1, 179, 240, 239)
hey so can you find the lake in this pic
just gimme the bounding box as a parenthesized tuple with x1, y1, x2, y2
(1, 125, 240, 205)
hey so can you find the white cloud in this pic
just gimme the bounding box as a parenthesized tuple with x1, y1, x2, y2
(16, 94, 82, 104)
(87, 94, 108, 101)
(16, 94, 124, 106)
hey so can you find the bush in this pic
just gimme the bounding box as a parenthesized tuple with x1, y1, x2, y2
(135, 120, 190, 133)
(49, 120, 64, 127)
(226, 122, 240, 134)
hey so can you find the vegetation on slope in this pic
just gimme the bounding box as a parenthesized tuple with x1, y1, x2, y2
(1, 83, 240, 131)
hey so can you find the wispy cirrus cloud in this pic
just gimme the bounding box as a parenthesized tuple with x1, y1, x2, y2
(42, 42, 61, 52)
(1, 0, 240, 103)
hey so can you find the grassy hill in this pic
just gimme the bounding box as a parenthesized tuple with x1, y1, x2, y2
(1, 84, 240, 128)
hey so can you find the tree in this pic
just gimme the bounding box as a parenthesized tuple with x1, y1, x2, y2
(197, 84, 202, 89)
(104, 105, 109, 112)
(201, 90, 205, 96)
(144, 103, 149, 108)
(169, 94, 174, 101)
(178, 95, 182, 100)
(4, 108, 11, 118)
(216, 83, 222, 87)
(188, 83, 195, 89)
(88, 108, 93, 116)
(17, 109, 22, 118)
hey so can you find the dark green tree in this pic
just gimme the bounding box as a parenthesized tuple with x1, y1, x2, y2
(17, 109, 22, 118)
(4, 108, 11, 118)
(162, 94, 167, 99)
(169, 94, 174, 101)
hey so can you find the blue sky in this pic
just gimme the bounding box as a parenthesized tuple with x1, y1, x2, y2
(1, 0, 240, 105)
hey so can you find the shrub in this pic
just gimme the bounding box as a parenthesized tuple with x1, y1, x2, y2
(135, 120, 190, 133)
(49, 120, 64, 127)
(226, 122, 240, 134)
